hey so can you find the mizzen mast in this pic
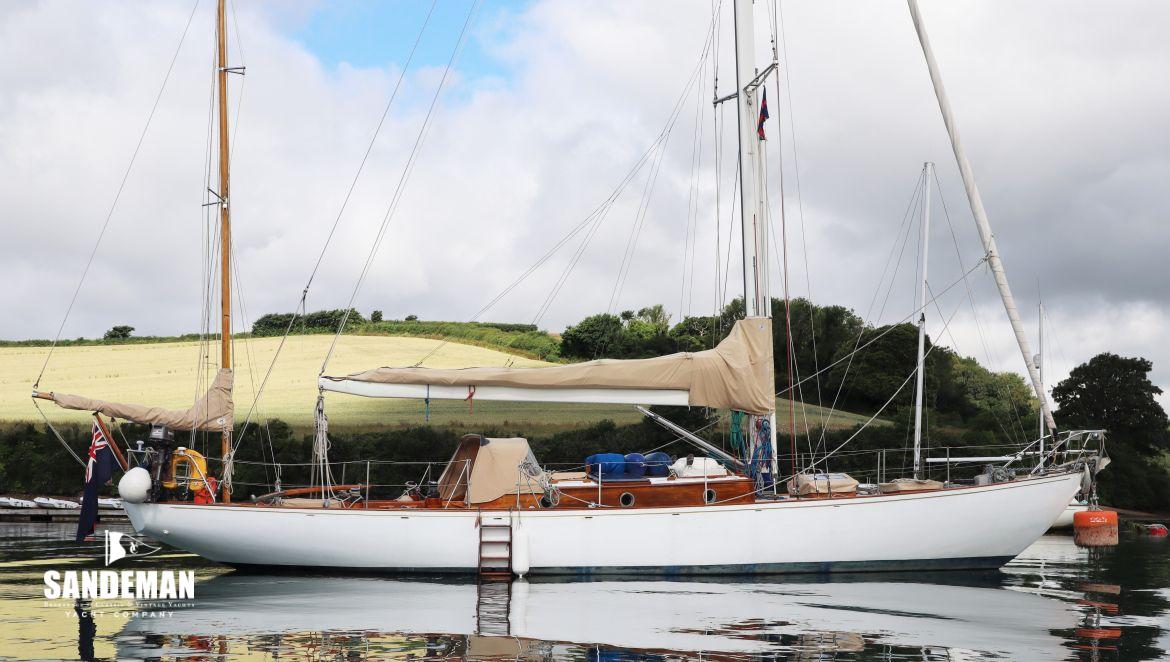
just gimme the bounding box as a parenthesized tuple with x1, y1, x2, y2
(912, 162, 933, 479)
(215, 0, 233, 502)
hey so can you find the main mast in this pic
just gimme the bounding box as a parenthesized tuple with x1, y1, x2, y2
(732, 0, 780, 481)
(215, 0, 233, 502)
(733, 0, 768, 319)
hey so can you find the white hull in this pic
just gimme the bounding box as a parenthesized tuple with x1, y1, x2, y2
(1050, 501, 1089, 529)
(33, 497, 80, 509)
(123, 471, 1081, 574)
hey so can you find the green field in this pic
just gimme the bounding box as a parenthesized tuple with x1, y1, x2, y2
(0, 336, 880, 433)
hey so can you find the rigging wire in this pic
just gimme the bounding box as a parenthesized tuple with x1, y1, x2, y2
(679, 42, 709, 319)
(805, 293, 967, 475)
(718, 160, 740, 331)
(607, 5, 721, 318)
(776, 256, 989, 399)
(809, 173, 925, 453)
(230, 0, 441, 449)
(33, 0, 202, 390)
(32, 400, 85, 467)
(932, 172, 1031, 444)
(608, 139, 670, 314)
(711, 66, 724, 344)
(1041, 304, 1071, 378)
(773, 0, 828, 427)
(444, 133, 666, 344)
(418, 4, 725, 363)
(319, 0, 483, 377)
(194, 21, 220, 459)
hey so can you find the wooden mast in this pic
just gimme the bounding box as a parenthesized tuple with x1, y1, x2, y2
(215, 0, 233, 502)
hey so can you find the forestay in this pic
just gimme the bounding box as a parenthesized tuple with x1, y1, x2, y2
(320, 318, 775, 414)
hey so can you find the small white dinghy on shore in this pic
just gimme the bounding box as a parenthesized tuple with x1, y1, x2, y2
(98, 497, 124, 510)
(0, 497, 36, 508)
(33, 497, 81, 510)
(1051, 500, 1090, 529)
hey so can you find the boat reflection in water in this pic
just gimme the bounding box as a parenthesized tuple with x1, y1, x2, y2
(117, 571, 1081, 660)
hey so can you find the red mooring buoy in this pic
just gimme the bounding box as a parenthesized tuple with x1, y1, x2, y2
(1074, 509, 1119, 547)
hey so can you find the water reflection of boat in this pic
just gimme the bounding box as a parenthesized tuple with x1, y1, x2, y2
(117, 573, 1080, 659)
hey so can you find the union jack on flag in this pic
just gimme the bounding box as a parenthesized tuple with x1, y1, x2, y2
(77, 419, 115, 542)
(85, 421, 109, 483)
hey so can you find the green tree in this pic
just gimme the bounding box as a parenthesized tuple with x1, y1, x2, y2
(773, 298, 864, 397)
(636, 304, 671, 333)
(669, 315, 721, 352)
(1053, 353, 1169, 452)
(103, 325, 134, 340)
(824, 323, 954, 415)
(1053, 353, 1170, 512)
(951, 355, 1035, 429)
(371, 310, 383, 323)
(718, 297, 745, 331)
(252, 309, 365, 335)
(561, 314, 625, 359)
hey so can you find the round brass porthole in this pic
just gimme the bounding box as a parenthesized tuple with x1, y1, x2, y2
(704, 489, 717, 504)
(619, 492, 636, 508)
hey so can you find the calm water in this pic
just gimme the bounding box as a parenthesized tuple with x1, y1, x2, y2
(1, 523, 1168, 660)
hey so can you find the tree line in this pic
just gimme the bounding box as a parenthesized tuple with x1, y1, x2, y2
(4, 300, 1167, 512)
(560, 298, 1035, 434)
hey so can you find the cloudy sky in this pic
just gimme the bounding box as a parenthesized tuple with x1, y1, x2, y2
(2, 0, 1168, 407)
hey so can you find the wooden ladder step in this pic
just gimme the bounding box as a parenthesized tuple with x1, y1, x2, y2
(478, 514, 514, 578)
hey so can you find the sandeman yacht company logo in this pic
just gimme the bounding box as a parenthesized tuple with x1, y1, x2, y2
(43, 531, 194, 601)
(102, 530, 162, 566)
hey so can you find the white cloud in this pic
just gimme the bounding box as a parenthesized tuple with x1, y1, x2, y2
(2, 0, 1168, 407)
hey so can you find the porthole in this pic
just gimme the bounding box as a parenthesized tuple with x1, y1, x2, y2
(704, 489, 717, 504)
(619, 492, 636, 508)
(539, 495, 554, 509)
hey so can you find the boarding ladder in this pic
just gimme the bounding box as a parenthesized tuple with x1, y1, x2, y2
(478, 512, 513, 580)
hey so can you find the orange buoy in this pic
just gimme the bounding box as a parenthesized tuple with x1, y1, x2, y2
(1074, 509, 1119, 547)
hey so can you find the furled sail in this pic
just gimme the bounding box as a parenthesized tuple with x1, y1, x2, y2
(47, 369, 234, 432)
(321, 318, 775, 414)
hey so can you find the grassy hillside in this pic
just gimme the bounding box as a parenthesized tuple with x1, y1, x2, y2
(0, 336, 881, 433)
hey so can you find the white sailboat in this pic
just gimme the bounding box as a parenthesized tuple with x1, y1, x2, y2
(35, 0, 1105, 574)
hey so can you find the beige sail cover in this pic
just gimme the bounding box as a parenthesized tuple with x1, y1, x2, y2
(438, 436, 545, 504)
(879, 478, 944, 493)
(51, 369, 234, 432)
(787, 472, 860, 496)
(327, 318, 775, 414)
